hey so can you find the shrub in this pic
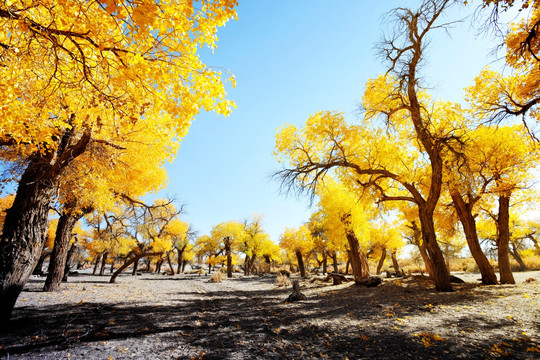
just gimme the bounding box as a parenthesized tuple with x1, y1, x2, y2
(276, 273, 291, 287)
(210, 272, 225, 283)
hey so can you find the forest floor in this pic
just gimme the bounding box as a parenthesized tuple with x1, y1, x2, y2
(1, 270, 540, 360)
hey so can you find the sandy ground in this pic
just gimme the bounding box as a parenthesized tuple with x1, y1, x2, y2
(1, 270, 540, 359)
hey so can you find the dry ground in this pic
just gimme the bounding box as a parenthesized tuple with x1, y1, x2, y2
(1, 270, 539, 359)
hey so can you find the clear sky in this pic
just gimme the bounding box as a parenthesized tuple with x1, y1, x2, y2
(150, 1, 502, 243)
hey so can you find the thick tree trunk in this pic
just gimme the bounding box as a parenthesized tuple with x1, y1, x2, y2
(181, 260, 187, 273)
(225, 238, 232, 278)
(99, 252, 108, 276)
(44, 211, 80, 291)
(497, 194, 515, 284)
(391, 250, 401, 275)
(0, 164, 56, 322)
(451, 192, 498, 285)
(509, 242, 527, 271)
(132, 258, 139, 275)
(109, 259, 115, 274)
(418, 207, 453, 292)
(345, 258, 350, 275)
(295, 250, 306, 278)
(33, 252, 47, 276)
(93, 254, 102, 275)
(62, 240, 78, 282)
(176, 246, 186, 274)
(331, 252, 339, 273)
(376, 247, 387, 275)
(0, 128, 90, 322)
(322, 252, 328, 274)
(344, 230, 370, 281)
(244, 254, 251, 276)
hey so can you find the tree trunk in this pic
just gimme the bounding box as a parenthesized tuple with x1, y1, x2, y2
(244, 254, 251, 276)
(331, 252, 338, 273)
(376, 247, 387, 275)
(322, 252, 328, 274)
(93, 254, 102, 275)
(33, 252, 47, 276)
(391, 250, 401, 275)
(295, 250, 306, 278)
(166, 254, 174, 275)
(176, 246, 186, 274)
(181, 260, 187, 273)
(132, 258, 139, 275)
(0, 161, 58, 322)
(44, 211, 80, 291)
(410, 221, 433, 277)
(110, 252, 161, 283)
(497, 194, 515, 284)
(509, 242, 527, 271)
(225, 237, 233, 278)
(451, 191, 498, 285)
(345, 258, 350, 275)
(418, 206, 453, 292)
(62, 240, 78, 282)
(109, 259, 115, 274)
(344, 229, 370, 281)
(99, 252, 108, 276)
(0, 127, 90, 322)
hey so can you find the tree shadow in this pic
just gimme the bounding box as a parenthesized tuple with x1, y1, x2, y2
(1, 277, 537, 359)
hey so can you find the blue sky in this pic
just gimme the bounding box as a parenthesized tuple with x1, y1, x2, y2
(152, 1, 502, 242)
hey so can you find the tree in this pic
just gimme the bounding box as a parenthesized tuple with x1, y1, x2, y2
(108, 199, 180, 283)
(316, 179, 373, 281)
(0, 0, 237, 322)
(275, 0, 462, 292)
(211, 220, 245, 278)
(240, 215, 272, 275)
(279, 226, 313, 278)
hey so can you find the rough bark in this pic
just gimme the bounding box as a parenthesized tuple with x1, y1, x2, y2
(32, 252, 47, 276)
(62, 240, 78, 282)
(44, 211, 80, 292)
(99, 253, 108, 276)
(497, 194, 515, 284)
(376, 247, 387, 275)
(391, 250, 401, 275)
(166, 254, 175, 275)
(225, 237, 233, 278)
(331, 252, 339, 273)
(344, 229, 370, 281)
(322, 252, 328, 274)
(295, 250, 306, 278)
(92, 254, 102, 275)
(285, 280, 307, 302)
(176, 246, 186, 274)
(418, 207, 453, 292)
(450, 191, 498, 285)
(131, 258, 139, 275)
(0, 127, 91, 322)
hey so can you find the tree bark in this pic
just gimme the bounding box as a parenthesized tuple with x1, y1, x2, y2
(376, 247, 387, 275)
(110, 252, 161, 283)
(344, 226, 370, 281)
(295, 250, 306, 278)
(132, 257, 139, 275)
(509, 242, 527, 271)
(331, 252, 339, 273)
(391, 250, 401, 275)
(166, 254, 174, 275)
(0, 127, 91, 322)
(418, 206, 453, 292)
(497, 194, 515, 284)
(32, 252, 47, 276)
(176, 246, 186, 274)
(93, 254, 102, 275)
(450, 191, 498, 285)
(44, 210, 80, 291)
(62, 240, 78, 282)
(322, 252, 328, 274)
(225, 237, 232, 278)
(244, 254, 251, 275)
(99, 252, 108, 276)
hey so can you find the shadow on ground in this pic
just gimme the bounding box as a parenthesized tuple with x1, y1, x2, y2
(1, 276, 538, 359)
